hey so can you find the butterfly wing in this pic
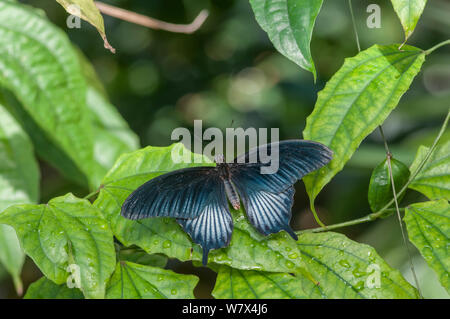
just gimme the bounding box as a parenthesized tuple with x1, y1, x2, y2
(177, 182, 233, 265)
(237, 186, 297, 240)
(230, 140, 332, 239)
(230, 140, 332, 193)
(121, 166, 219, 220)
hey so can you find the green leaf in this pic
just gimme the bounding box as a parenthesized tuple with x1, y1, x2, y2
(0, 0, 104, 189)
(24, 277, 84, 299)
(390, 0, 428, 41)
(296, 232, 419, 298)
(0, 193, 116, 299)
(249, 0, 323, 78)
(119, 250, 168, 268)
(87, 87, 140, 179)
(368, 157, 410, 212)
(0, 103, 40, 295)
(212, 266, 315, 299)
(303, 44, 425, 203)
(55, 0, 115, 53)
(94, 144, 316, 276)
(404, 200, 449, 293)
(105, 261, 198, 299)
(409, 140, 450, 200)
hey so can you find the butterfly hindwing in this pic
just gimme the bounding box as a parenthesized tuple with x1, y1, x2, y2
(236, 185, 298, 240)
(230, 140, 332, 239)
(121, 166, 218, 220)
(177, 182, 233, 265)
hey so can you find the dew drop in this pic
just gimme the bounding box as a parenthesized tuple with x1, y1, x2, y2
(285, 261, 295, 269)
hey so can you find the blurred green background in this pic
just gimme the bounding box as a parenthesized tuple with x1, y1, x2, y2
(1, 0, 449, 298)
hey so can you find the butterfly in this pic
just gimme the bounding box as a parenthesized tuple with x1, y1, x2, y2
(121, 140, 332, 265)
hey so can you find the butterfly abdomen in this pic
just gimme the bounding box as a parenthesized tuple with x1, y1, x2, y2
(223, 179, 240, 210)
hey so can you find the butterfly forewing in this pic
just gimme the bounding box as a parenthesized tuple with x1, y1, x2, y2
(230, 140, 332, 193)
(121, 166, 219, 220)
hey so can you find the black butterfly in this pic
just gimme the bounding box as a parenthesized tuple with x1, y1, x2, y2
(121, 140, 332, 265)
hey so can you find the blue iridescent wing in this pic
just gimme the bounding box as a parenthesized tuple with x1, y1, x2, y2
(177, 182, 233, 265)
(230, 140, 332, 239)
(230, 140, 332, 193)
(237, 186, 298, 240)
(121, 166, 220, 220)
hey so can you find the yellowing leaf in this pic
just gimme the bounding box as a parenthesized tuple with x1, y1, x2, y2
(56, 0, 115, 53)
(390, 0, 428, 41)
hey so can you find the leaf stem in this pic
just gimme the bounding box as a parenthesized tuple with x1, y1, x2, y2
(425, 39, 450, 55)
(297, 208, 399, 234)
(83, 189, 100, 200)
(348, 0, 361, 52)
(94, 1, 209, 34)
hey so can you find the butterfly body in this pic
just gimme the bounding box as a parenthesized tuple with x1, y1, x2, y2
(121, 140, 332, 265)
(217, 163, 241, 210)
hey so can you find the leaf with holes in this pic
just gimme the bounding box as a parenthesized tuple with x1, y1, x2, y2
(0, 193, 116, 299)
(249, 0, 323, 78)
(303, 44, 425, 204)
(405, 200, 449, 293)
(24, 277, 84, 299)
(105, 261, 198, 299)
(390, 0, 428, 41)
(295, 232, 419, 298)
(0, 102, 39, 295)
(409, 141, 449, 200)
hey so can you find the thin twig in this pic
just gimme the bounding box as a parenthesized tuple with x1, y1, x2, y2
(95, 1, 209, 34)
(380, 126, 422, 298)
(348, 0, 361, 52)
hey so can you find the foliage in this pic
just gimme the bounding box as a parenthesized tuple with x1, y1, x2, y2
(0, 0, 448, 299)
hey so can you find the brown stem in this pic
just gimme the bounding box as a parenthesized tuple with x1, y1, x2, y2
(95, 1, 209, 34)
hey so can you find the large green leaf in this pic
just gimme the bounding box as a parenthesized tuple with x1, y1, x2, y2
(303, 45, 425, 203)
(295, 232, 419, 298)
(249, 0, 323, 78)
(0, 193, 116, 299)
(409, 141, 449, 200)
(405, 200, 449, 293)
(105, 261, 198, 299)
(55, 0, 115, 53)
(390, 0, 428, 41)
(0, 103, 39, 295)
(212, 266, 317, 299)
(93, 144, 315, 276)
(0, 0, 103, 188)
(24, 277, 84, 299)
(75, 47, 140, 176)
